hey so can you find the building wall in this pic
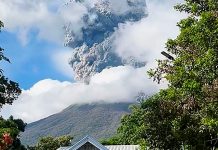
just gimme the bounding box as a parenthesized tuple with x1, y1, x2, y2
(78, 142, 100, 150)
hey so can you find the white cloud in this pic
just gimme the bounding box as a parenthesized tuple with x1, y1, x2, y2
(52, 48, 75, 78)
(0, 0, 145, 45)
(1, 0, 186, 123)
(2, 66, 165, 123)
(0, 0, 87, 45)
(105, 0, 146, 15)
(113, 0, 186, 67)
(110, 0, 131, 14)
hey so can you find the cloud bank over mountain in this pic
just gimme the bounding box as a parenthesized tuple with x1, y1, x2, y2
(4, 66, 164, 122)
(1, 0, 185, 122)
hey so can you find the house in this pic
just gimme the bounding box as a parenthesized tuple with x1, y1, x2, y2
(57, 135, 140, 150)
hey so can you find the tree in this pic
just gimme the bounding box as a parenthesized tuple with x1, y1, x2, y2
(100, 104, 147, 149)
(0, 116, 27, 150)
(117, 105, 147, 147)
(0, 22, 21, 108)
(100, 136, 122, 145)
(28, 135, 73, 150)
(0, 21, 26, 150)
(117, 0, 218, 149)
(147, 0, 218, 148)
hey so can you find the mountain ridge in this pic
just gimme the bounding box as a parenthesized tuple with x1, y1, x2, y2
(21, 102, 132, 146)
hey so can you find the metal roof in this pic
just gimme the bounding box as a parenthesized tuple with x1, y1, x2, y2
(59, 135, 108, 150)
(57, 147, 72, 150)
(57, 135, 140, 150)
(105, 145, 140, 150)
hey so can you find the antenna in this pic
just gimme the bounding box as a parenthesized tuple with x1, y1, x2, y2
(161, 51, 175, 60)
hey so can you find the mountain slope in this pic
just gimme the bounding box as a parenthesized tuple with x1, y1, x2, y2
(21, 103, 132, 146)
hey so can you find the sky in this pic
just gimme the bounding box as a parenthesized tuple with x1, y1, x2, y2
(0, 0, 185, 123)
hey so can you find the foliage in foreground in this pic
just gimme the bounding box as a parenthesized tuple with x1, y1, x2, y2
(27, 135, 73, 150)
(0, 116, 26, 150)
(107, 0, 218, 149)
(0, 21, 26, 150)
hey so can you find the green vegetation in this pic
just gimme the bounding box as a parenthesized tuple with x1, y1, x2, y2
(2, 0, 218, 149)
(0, 21, 26, 150)
(27, 135, 73, 150)
(0, 22, 21, 108)
(0, 116, 26, 150)
(105, 0, 218, 149)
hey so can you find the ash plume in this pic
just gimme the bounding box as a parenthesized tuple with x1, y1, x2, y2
(64, 0, 147, 81)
